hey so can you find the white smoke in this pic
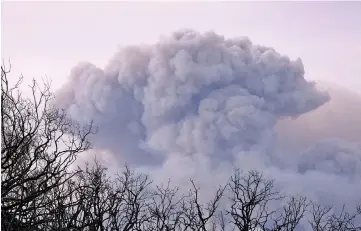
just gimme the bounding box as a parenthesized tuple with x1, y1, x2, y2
(55, 29, 360, 211)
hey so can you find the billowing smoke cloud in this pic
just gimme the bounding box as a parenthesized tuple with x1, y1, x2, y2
(56, 29, 328, 161)
(276, 82, 361, 151)
(297, 139, 361, 177)
(55, 29, 360, 212)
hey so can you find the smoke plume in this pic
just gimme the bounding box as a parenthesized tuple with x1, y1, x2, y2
(55, 29, 360, 211)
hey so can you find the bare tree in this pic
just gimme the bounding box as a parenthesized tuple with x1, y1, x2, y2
(145, 180, 185, 231)
(227, 169, 281, 231)
(70, 160, 114, 231)
(267, 196, 308, 231)
(226, 169, 307, 231)
(46, 162, 153, 231)
(181, 180, 226, 231)
(1, 64, 94, 231)
(109, 166, 152, 231)
(309, 202, 361, 231)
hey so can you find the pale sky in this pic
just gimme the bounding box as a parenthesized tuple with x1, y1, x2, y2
(1, 2, 361, 93)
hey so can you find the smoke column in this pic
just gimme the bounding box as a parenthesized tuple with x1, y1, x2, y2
(55, 29, 360, 213)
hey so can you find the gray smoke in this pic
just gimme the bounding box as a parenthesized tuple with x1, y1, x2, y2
(56, 29, 328, 161)
(276, 82, 361, 151)
(55, 29, 360, 211)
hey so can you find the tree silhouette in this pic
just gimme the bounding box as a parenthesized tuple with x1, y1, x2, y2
(1, 64, 94, 231)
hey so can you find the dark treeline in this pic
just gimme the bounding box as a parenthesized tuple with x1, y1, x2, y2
(1, 65, 361, 231)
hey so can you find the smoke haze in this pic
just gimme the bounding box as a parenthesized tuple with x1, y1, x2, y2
(54, 30, 361, 216)
(277, 83, 361, 151)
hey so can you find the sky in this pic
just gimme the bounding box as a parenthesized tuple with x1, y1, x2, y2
(2, 1, 361, 93)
